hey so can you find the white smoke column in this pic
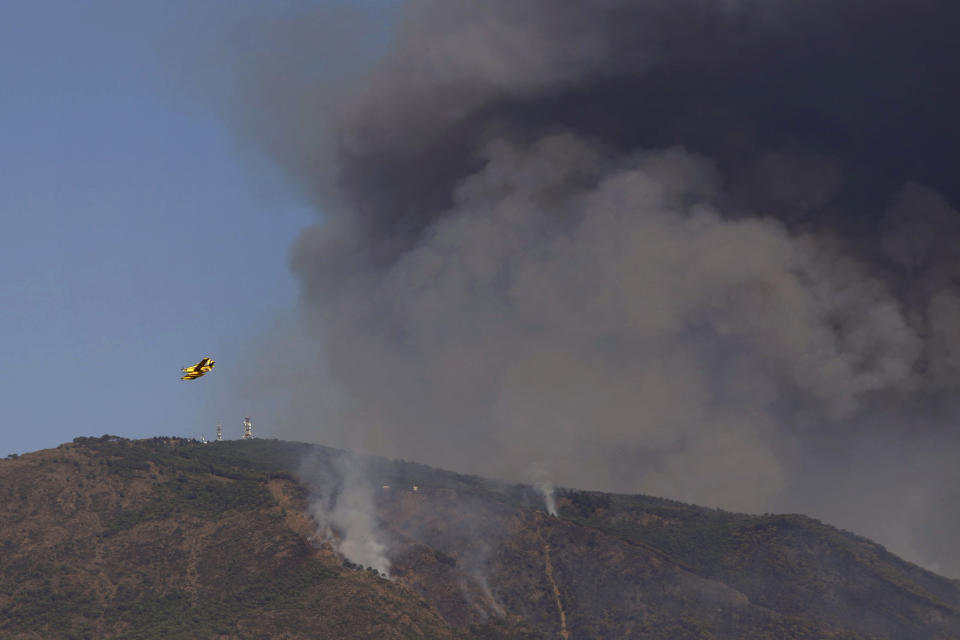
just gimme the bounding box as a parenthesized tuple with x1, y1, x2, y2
(531, 467, 558, 517)
(302, 453, 391, 576)
(463, 573, 505, 619)
(541, 484, 558, 517)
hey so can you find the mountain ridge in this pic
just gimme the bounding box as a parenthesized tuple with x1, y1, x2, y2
(1, 436, 957, 639)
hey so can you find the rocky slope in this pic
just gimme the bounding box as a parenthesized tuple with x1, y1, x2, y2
(1, 437, 958, 639)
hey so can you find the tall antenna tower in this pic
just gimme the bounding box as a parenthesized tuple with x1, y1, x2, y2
(216, 424, 223, 442)
(242, 417, 254, 440)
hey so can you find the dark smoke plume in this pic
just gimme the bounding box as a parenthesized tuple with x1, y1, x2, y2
(225, 0, 960, 577)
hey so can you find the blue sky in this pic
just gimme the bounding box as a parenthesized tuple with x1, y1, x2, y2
(0, 1, 378, 455)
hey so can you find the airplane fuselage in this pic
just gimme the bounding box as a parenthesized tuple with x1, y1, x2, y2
(181, 357, 215, 380)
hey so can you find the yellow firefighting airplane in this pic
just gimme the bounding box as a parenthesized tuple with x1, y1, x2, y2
(181, 357, 215, 381)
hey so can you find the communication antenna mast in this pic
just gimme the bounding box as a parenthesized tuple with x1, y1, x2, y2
(216, 423, 223, 441)
(242, 417, 254, 440)
(200, 435, 208, 445)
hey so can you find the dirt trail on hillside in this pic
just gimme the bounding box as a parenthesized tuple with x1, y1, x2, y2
(537, 522, 569, 640)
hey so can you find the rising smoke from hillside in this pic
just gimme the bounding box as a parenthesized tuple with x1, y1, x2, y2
(218, 0, 960, 577)
(300, 451, 391, 576)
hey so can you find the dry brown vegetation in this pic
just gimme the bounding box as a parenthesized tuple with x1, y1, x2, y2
(2, 436, 959, 639)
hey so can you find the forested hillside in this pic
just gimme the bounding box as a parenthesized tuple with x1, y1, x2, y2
(1, 437, 957, 639)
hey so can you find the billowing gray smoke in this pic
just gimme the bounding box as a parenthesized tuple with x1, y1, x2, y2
(225, 0, 960, 577)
